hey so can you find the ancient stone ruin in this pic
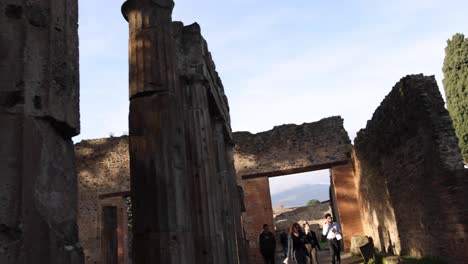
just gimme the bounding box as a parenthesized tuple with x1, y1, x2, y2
(121, 0, 245, 263)
(354, 74, 467, 262)
(1, 1, 466, 264)
(75, 116, 364, 263)
(0, 1, 83, 263)
(232, 117, 365, 262)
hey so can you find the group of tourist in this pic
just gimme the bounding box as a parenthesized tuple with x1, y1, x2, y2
(259, 213, 342, 264)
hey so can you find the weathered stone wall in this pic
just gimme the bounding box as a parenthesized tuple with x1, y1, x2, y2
(0, 1, 83, 263)
(233, 117, 353, 263)
(234, 117, 352, 179)
(75, 137, 130, 264)
(354, 74, 467, 263)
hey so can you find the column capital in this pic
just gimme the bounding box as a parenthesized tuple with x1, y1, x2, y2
(122, 0, 175, 22)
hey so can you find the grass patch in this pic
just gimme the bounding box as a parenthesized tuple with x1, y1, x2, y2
(319, 241, 328, 250)
(399, 256, 448, 264)
(364, 254, 448, 264)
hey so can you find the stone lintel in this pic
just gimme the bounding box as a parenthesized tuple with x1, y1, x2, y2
(234, 116, 352, 177)
(241, 160, 349, 180)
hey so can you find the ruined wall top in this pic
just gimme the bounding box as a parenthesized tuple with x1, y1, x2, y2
(233, 116, 352, 179)
(355, 74, 464, 170)
(75, 116, 352, 181)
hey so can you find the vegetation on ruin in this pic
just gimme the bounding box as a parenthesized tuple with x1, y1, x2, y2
(442, 33, 468, 163)
(126, 196, 133, 228)
(366, 254, 448, 264)
(306, 199, 320, 206)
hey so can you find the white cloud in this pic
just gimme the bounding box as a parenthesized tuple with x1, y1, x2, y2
(227, 32, 451, 142)
(279, 195, 299, 203)
(269, 170, 330, 195)
(75, 0, 467, 154)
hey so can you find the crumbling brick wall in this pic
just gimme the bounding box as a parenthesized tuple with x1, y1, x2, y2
(354, 74, 467, 262)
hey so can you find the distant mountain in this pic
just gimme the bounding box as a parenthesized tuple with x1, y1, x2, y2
(271, 184, 330, 208)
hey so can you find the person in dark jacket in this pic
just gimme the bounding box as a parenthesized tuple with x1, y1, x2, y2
(279, 229, 288, 258)
(259, 224, 276, 264)
(287, 222, 308, 264)
(303, 222, 321, 264)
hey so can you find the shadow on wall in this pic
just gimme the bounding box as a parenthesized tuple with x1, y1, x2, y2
(378, 226, 395, 255)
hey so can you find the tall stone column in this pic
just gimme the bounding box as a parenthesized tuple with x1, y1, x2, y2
(175, 23, 226, 263)
(122, 1, 195, 263)
(181, 77, 219, 264)
(0, 1, 83, 263)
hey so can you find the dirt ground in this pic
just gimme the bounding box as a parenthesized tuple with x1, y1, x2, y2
(276, 251, 363, 264)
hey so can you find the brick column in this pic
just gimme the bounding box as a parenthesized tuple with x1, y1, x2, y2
(0, 1, 83, 263)
(243, 177, 274, 264)
(121, 0, 195, 263)
(331, 163, 364, 250)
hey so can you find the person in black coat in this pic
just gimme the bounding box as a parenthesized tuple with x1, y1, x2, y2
(259, 224, 276, 264)
(286, 222, 308, 264)
(280, 229, 288, 258)
(303, 222, 321, 264)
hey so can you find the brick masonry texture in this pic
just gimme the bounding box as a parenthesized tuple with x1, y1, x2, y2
(331, 163, 364, 250)
(354, 74, 467, 263)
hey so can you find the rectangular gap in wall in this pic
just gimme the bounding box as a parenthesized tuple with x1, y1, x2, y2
(101, 206, 118, 264)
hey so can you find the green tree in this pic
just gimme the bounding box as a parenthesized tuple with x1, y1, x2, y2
(442, 33, 468, 163)
(306, 199, 320, 206)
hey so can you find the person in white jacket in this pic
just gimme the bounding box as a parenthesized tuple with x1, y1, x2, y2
(322, 214, 342, 264)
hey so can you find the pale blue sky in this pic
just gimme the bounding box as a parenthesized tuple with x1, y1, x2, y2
(76, 0, 467, 194)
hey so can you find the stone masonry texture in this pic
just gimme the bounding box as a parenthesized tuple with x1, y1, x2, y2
(75, 137, 130, 264)
(234, 116, 352, 179)
(0, 1, 83, 263)
(354, 74, 467, 263)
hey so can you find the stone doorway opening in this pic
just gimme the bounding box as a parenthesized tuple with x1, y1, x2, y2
(232, 117, 364, 263)
(270, 170, 333, 235)
(269, 170, 334, 259)
(98, 193, 131, 264)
